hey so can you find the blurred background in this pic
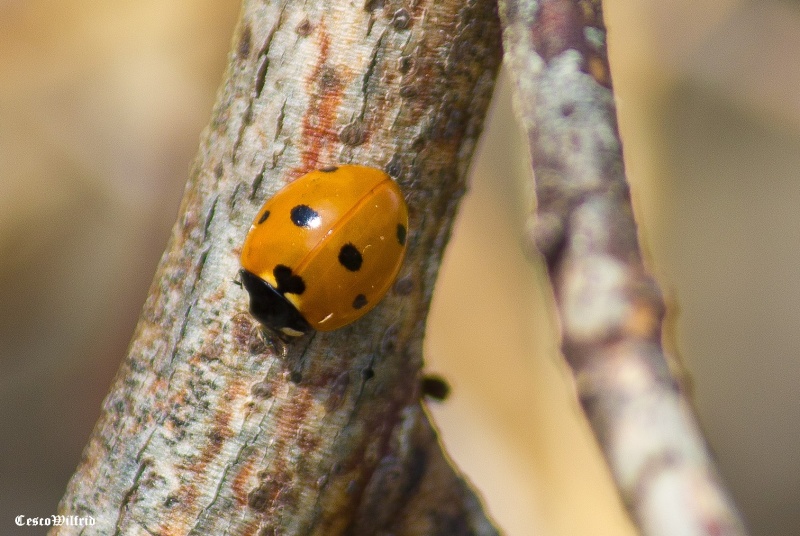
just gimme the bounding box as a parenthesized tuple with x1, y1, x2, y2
(1, 1, 799, 534)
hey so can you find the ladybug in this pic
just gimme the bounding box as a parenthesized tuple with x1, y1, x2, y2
(240, 165, 409, 337)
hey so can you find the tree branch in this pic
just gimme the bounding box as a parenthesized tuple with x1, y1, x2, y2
(55, 1, 502, 534)
(498, 0, 750, 534)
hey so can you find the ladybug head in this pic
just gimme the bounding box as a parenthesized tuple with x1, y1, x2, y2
(239, 269, 311, 337)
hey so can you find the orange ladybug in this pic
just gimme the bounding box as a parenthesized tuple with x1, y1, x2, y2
(240, 165, 409, 336)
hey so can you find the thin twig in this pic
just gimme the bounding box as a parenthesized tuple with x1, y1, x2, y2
(498, 1, 750, 534)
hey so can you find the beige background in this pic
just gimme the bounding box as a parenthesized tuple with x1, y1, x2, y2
(2, 1, 798, 534)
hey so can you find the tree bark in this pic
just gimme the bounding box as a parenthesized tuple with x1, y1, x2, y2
(498, 1, 750, 535)
(55, 1, 502, 534)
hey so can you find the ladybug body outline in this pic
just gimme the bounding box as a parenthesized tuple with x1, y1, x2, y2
(240, 165, 409, 336)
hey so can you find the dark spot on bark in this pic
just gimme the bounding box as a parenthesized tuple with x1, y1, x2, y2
(411, 132, 427, 150)
(391, 8, 411, 30)
(209, 428, 226, 446)
(393, 276, 413, 295)
(399, 85, 417, 99)
(398, 55, 414, 74)
(319, 66, 340, 91)
(421, 375, 450, 401)
(251, 381, 273, 399)
(248, 485, 270, 512)
(571, 132, 581, 151)
(531, 0, 585, 63)
(255, 56, 269, 97)
(231, 313, 255, 350)
(325, 372, 350, 412)
(364, 0, 385, 11)
(381, 325, 398, 354)
(238, 25, 252, 59)
(298, 430, 321, 455)
(386, 154, 402, 177)
(406, 447, 428, 492)
(250, 167, 264, 199)
(296, 18, 312, 36)
(339, 121, 365, 146)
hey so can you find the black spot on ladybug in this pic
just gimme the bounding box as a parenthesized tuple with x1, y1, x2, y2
(338, 243, 363, 271)
(257, 210, 270, 224)
(396, 224, 407, 246)
(320, 165, 339, 172)
(273, 265, 306, 295)
(352, 294, 368, 309)
(290, 205, 320, 228)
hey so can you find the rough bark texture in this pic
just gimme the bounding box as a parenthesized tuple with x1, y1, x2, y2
(55, 1, 502, 534)
(498, 1, 750, 535)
